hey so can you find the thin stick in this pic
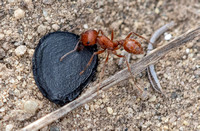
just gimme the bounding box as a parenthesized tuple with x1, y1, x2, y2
(21, 26, 200, 131)
(147, 21, 175, 93)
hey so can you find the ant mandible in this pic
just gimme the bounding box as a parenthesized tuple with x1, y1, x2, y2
(60, 29, 150, 93)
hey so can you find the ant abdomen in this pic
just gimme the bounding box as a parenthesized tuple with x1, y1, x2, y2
(123, 39, 143, 54)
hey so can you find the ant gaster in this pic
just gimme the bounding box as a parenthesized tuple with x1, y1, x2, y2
(60, 29, 150, 93)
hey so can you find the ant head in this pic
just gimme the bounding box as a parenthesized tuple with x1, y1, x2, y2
(124, 39, 143, 54)
(80, 30, 98, 46)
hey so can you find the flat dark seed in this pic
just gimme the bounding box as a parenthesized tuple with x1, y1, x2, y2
(32, 31, 98, 105)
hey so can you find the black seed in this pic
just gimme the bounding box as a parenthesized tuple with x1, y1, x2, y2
(87, 41, 90, 44)
(32, 31, 98, 105)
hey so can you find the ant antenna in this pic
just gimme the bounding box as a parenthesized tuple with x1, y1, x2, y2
(60, 40, 80, 61)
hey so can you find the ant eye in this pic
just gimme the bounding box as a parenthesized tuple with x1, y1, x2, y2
(87, 41, 90, 44)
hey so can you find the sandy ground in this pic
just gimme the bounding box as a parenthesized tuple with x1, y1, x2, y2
(0, 0, 200, 130)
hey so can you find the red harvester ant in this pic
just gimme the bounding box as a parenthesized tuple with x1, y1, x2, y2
(60, 29, 150, 93)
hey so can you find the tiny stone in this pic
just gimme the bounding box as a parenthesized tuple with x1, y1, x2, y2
(194, 69, 200, 76)
(42, 0, 54, 5)
(183, 121, 189, 126)
(110, 20, 123, 30)
(50, 126, 60, 131)
(37, 25, 47, 35)
(149, 95, 156, 102)
(24, 0, 32, 5)
(186, 48, 190, 54)
(197, 87, 200, 92)
(163, 125, 168, 130)
(171, 92, 178, 99)
(0, 101, 3, 107)
(107, 107, 113, 114)
(15, 45, 27, 56)
(0, 33, 4, 40)
(43, 9, 48, 17)
(84, 104, 90, 110)
(164, 33, 172, 41)
(27, 49, 34, 56)
(14, 8, 25, 20)
(14, 89, 20, 96)
(0, 48, 5, 59)
(52, 24, 60, 30)
(14, 41, 23, 46)
(23, 100, 39, 114)
(182, 55, 187, 59)
(6, 124, 14, 131)
(155, 8, 160, 14)
(0, 107, 5, 112)
(8, 0, 15, 3)
(83, 24, 88, 29)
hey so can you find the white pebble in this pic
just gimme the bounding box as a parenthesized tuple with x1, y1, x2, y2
(24, 100, 39, 114)
(52, 24, 60, 30)
(6, 124, 14, 131)
(186, 48, 190, 54)
(37, 25, 47, 35)
(14, 8, 25, 20)
(164, 33, 172, 41)
(15, 45, 27, 56)
(24, 0, 32, 4)
(0, 107, 5, 112)
(42, 0, 54, 4)
(0, 33, 5, 40)
(84, 104, 90, 110)
(8, 0, 15, 3)
(149, 95, 156, 102)
(83, 24, 88, 29)
(107, 107, 113, 114)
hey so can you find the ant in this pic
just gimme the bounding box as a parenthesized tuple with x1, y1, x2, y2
(60, 29, 150, 93)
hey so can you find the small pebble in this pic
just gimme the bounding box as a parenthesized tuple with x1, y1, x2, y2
(107, 107, 113, 114)
(23, 100, 39, 114)
(186, 48, 190, 54)
(42, 0, 55, 5)
(14, 8, 25, 20)
(50, 126, 60, 131)
(83, 24, 88, 29)
(15, 45, 27, 56)
(194, 69, 200, 76)
(37, 25, 47, 35)
(164, 33, 172, 41)
(84, 104, 90, 110)
(52, 24, 60, 30)
(171, 92, 178, 99)
(163, 125, 168, 130)
(0, 48, 5, 59)
(155, 8, 160, 14)
(149, 95, 156, 102)
(0, 107, 5, 112)
(0, 33, 4, 40)
(8, 0, 15, 2)
(197, 87, 200, 92)
(110, 20, 123, 30)
(183, 121, 189, 126)
(6, 124, 14, 131)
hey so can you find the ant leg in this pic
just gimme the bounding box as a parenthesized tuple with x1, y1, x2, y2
(112, 50, 143, 93)
(98, 51, 110, 91)
(111, 30, 114, 40)
(126, 32, 152, 44)
(98, 30, 104, 35)
(60, 40, 80, 61)
(80, 49, 105, 75)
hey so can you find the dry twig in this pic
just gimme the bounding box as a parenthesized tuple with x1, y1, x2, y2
(21, 26, 200, 131)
